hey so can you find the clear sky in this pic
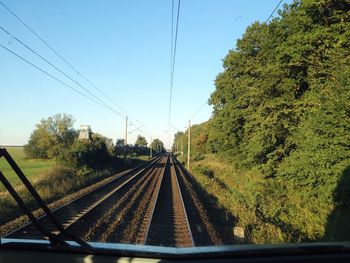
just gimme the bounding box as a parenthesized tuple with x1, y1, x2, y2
(0, 0, 292, 148)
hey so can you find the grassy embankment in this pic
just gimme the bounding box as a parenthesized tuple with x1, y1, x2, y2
(0, 146, 150, 226)
(177, 154, 269, 243)
(178, 154, 350, 244)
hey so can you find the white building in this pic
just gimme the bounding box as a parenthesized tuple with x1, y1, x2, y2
(78, 125, 92, 141)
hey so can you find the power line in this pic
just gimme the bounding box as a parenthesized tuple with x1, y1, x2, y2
(265, 0, 283, 23)
(167, 0, 181, 131)
(171, 0, 181, 85)
(0, 0, 144, 126)
(0, 43, 115, 110)
(0, 0, 79, 74)
(0, 25, 123, 117)
(190, 101, 208, 121)
(170, 0, 174, 81)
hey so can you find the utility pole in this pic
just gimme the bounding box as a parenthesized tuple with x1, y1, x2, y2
(181, 137, 183, 155)
(125, 116, 128, 146)
(187, 120, 191, 171)
(123, 116, 128, 167)
(150, 137, 152, 159)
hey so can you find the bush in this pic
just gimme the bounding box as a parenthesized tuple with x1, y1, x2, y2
(193, 154, 205, 161)
(58, 136, 112, 171)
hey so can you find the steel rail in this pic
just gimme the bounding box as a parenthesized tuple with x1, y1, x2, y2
(140, 156, 167, 245)
(5, 154, 165, 239)
(62, 156, 166, 234)
(97, 156, 167, 243)
(169, 155, 195, 246)
(144, 154, 194, 247)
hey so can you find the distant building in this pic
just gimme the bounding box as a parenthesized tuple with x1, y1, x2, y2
(78, 125, 92, 141)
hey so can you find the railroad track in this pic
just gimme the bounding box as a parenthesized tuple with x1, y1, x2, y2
(5, 154, 164, 240)
(143, 156, 194, 247)
(6, 154, 220, 247)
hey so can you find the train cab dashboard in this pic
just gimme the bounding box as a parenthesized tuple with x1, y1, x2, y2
(1, 238, 350, 263)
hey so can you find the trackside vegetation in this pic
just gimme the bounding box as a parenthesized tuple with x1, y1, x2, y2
(0, 114, 164, 227)
(0, 146, 53, 190)
(174, 0, 350, 243)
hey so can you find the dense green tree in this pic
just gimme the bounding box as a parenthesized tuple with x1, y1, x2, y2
(173, 0, 350, 241)
(24, 113, 77, 159)
(58, 133, 111, 170)
(135, 135, 147, 148)
(208, 0, 350, 173)
(114, 139, 126, 156)
(150, 138, 164, 153)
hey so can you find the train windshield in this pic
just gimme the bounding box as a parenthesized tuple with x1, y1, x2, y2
(1, 0, 350, 256)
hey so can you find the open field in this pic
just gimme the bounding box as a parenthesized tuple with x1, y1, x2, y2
(0, 146, 53, 189)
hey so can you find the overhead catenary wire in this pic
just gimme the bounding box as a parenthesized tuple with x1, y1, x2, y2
(171, 0, 181, 86)
(128, 124, 145, 135)
(265, 0, 283, 23)
(0, 0, 112, 103)
(186, 1, 284, 125)
(0, 43, 117, 111)
(167, 0, 181, 129)
(0, 25, 123, 118)
(187, 1, 283, 123)
(190, 101, 208, 121)
(0, 0, 145, 128)
(170, 0, 174, 83)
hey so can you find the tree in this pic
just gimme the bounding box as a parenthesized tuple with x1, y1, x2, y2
(135, 135, 147, 148)
(24, 113, 77, 159)
(203, 0, 350, 241)
(58, 134, 111, 170)
(92, 133, 114, 152)
(114, 139, 126, 156)
(150, 139, 164, 153)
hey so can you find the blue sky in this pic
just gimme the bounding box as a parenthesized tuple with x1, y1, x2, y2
(0, 0, 292, 148)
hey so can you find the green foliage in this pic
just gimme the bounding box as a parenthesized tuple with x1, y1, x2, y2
(208, 0, 350, 175)
(24, 113, 77, 159)
(150, 138, 164, 153)
(114, 139, 126, 156)
(135, 135, 147, 147)
(173, 121, 209, 159)
(0, 146, 53, 190)
(174, 0, 350, 242)
(57, 134, 112, 170)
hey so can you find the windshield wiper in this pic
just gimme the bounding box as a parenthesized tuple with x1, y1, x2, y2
(0, 148, 91, 250)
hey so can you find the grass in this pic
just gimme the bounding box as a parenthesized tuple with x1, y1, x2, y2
(0, 151, 150, 228)
(129, 155, 151, 161)
(181, 153, 347, 244)
(182, 154, 285, 244)
(0, 166, 112, 226)
(0, 146, 53, 189)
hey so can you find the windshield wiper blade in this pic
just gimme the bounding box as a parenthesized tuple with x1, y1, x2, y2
(0, 148, 91, 250)
(0, 171, 68, 247)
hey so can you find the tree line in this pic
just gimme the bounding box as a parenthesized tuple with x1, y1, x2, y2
(24, 113, 164, 172)
(173, 0, 350, 241)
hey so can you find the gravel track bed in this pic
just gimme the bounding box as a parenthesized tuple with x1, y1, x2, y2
(173, 156, 235, 245)
(0, 168, 133, 237)
(146, 157, 193, 247)
(67, 157, 165, 242)
(120, 158, 165, 244)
